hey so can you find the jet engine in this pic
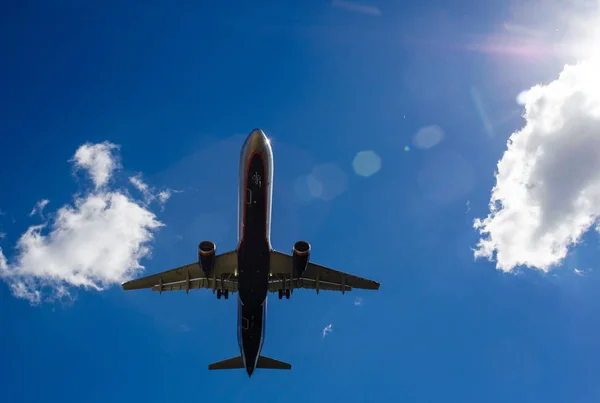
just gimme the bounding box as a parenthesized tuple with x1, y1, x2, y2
(292, 240, 311, 277)
(198, 240, 216, 277)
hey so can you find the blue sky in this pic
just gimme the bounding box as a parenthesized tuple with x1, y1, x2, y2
(2, 1, 600, 402)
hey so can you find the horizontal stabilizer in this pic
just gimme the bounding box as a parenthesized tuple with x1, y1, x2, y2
(208, 356, 244, 370)
(256, 355, 292, 370)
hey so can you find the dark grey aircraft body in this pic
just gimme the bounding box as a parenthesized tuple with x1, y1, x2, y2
(122, 129, 380, 376)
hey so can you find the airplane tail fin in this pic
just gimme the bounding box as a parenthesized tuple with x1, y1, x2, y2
(256, 355, 292, 370)
(207, 355, 291, 371)
(208, 356, 244, 370)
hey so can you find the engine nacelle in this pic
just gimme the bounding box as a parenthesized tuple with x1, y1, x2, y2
(292, 240, 311, 277)
(198, 240, 216, 277)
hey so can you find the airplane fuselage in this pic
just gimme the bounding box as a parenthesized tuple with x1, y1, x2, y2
(235, 129, 274, 377)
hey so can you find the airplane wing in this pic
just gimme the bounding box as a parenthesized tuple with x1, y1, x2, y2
(121, 250, 238, 293)
(269, 250, 380, 293)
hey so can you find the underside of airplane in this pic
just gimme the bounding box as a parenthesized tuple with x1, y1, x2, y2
(121, 240, 380, 298)
(122, 128, 380, 376)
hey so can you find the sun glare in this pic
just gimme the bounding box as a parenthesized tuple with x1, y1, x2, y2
(561, 6, 600, 63)
(471, 1, 600, 70)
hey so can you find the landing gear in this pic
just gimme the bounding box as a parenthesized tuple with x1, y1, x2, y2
(278, 289, 291, 300)
(217, 289, 229, 299)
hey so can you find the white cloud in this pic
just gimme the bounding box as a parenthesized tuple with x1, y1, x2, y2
(354, 296, 363, 306)
(29, 199, 49, 218)
(332, 0, 381, 16)
(157, 190, 172, 204)
(322, 324, 333, 338)
(72, 142, 120, 189)
(0, 142, 167, 304)
(474, 59, 600, 272)
(574, 268, 584, 276)
(129, 174, 180, 210)
(8, 280, 42, 305)
(129, 175, 152, 200)
(0, 233, 5, 239)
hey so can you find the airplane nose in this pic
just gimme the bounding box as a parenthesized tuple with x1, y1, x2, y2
(248, 128, 267, 141)
(243, 128, 271, 152)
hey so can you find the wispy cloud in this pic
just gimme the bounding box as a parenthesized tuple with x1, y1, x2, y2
(573, 268, 592, 277)
(0, 142, 169, 305)
(157, 189, 181, 206)
(29, 199, 49, 218)
(354, 297, 363, 306)
(332, 0, 381, 16)
(322, 324, 333, 338)
(71, 142, 121, 189)
(129, 174, 181, 211)
(129, 175, 153, 201)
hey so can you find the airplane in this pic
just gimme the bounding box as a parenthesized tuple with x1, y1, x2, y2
(121, 128, 381, 377)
